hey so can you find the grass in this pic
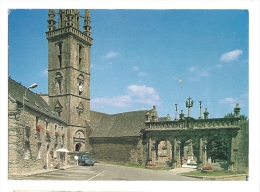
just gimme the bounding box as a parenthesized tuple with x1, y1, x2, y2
(182, 170, 238, 177)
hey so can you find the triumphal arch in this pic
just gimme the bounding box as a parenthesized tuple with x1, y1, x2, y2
(143, 101, 242, 170)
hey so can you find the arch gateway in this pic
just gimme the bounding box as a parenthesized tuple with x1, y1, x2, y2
(142, 103, 243, 170)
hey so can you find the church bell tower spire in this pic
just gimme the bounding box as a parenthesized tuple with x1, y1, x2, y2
(46, 9, 93, 153)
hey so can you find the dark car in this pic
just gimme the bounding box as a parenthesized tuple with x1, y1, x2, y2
(78, 155, 94, 166)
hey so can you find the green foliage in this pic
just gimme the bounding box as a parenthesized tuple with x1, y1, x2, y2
(207, 138, 229, 162)
(183, 170, 237, 177)
(224, 112, 247, 120)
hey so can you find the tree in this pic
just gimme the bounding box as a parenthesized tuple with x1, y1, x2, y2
(207, 137, 229, 163)
(224, 112, 247, 120)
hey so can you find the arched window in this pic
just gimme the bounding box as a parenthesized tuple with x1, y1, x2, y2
(77, 74, 84, 95)
(58, 43, 62, 68)
(54, 99, 63, 117)
(55, 72, 63, 94)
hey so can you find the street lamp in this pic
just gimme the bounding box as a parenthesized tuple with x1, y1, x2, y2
(22, 83, 37, 158)
(23, 83, 38, 120)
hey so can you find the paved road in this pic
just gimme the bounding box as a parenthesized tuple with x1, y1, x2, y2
(10, 163, 202, 181)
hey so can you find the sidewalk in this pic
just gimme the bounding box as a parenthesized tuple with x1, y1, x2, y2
(170, 167, 197, 174)
(10, 165, 75, 177)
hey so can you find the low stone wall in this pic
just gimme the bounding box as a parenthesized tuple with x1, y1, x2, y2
(202, 174, 247, 181)
(89, 136, 143, 164)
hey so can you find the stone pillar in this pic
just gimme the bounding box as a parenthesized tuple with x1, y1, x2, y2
(202, 140, 207, 167)
(174, 104, 178, 120)
(176, 141, 182, 168)
(151, 140, 156, 163)
(171, 138, 177, 169)
(145, 111, 151, 122)
(228, 135, 235, 170)
(234, 103, 241, 117)
(179, 110, 185, 120)
(203, 108, 209, 119)
(148, 136, 152, 161)
(197, 137, 203, 170)
(187, 139, 194, 161)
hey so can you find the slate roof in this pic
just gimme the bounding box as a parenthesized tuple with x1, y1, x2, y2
(8, 77, 66, 124)
(89, 110, 109, 132)
(90, 110, 149, 138)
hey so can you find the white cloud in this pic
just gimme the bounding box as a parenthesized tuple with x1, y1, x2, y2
(91, 95, 132, 107)
(91, 84, 161, 109)
(133, 66, 147, 76)
(127, 84, 160, 105)
(40, 69, 48, 76)
(189, 66, 196, 72)
(198, 71, 210, 77)
(102, 51, 120, 59)
(219, 93, 248, 107)
(216, 64, 222, 68)
(219, 97, 237, 104)
(220, 49, 243, 62)
(133, 66, 139, 71)
(138, 72, 147, 76)
(188, 66, 210, 81)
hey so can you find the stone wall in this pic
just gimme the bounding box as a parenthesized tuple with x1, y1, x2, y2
(233, 120, 249, 174)
(8, 100, 68, 175)
(89, 137, 143, 164)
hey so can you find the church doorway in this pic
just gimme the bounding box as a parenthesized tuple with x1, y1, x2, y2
(75, 143, 82, 151)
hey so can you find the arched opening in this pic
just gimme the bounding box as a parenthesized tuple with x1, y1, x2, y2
(207, 137, 229, 163)
(154, 139, 172, 167)
(75, 143, 82, 151)
(178, 137, 198, 165)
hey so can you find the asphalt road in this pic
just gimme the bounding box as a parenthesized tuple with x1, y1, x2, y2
(9, 163, 202, 181)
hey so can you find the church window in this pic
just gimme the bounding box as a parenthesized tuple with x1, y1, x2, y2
(55, 72, 63, 94)
(54, 99, 63, 117)
(37, 142, 41, 159)
(76, 102, 84, 116)
(78, 44, 83, 69)
(58, 43, 62, 68)
(24, 141, 31, 159)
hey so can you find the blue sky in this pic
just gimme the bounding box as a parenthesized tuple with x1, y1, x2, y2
(8, 9, 249, 119)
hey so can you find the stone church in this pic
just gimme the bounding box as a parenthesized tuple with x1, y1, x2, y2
(8, 9, 248, 175)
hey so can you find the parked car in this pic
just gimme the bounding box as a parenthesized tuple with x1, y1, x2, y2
(78, 155, 94, 166)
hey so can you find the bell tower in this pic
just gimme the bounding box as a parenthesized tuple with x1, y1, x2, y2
(46, 9, 92, 152)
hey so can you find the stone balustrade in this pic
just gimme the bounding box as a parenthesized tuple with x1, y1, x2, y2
(145, 117, 240, 130)
(46, 27, 92, 44)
